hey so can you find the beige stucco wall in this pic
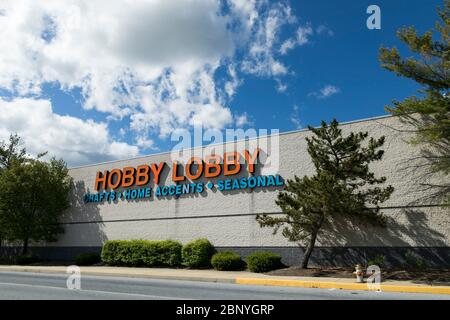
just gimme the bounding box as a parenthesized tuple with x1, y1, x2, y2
(47, 115, 449, 249)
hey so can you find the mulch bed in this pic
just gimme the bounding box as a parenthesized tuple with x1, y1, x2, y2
(267, 267, 450, 284)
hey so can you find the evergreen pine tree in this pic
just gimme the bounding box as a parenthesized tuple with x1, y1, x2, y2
(257, 120, 394, 268)
(379, 1, 449, 204)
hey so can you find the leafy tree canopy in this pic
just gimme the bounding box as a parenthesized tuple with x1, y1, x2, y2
(0, 135, 71, 254)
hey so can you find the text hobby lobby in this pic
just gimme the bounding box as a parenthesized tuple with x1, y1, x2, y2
(84, 149, 284, 203)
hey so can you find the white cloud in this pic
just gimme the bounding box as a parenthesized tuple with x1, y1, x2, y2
(224, 65, 241, 99)
(118, 128, 126, 137)
(279, 23, 334, 56)
(316, 25, 334, 37)
(296, 25, 314, 46)
(280, 24, 313, 55)
(290, 104, 301, 129)
(134, 136, 157, 151)
(320, 85, 341, 98)
(0, 0, 308, 164)
(279, 39, 296, 55)
(0, 97, 139, 167)
(0, 0, 235, 134)
(227, 0, 259, 38)
(240, 2, 295, 77)
(309, 85, 341, 99)
(276, 80, 288, 93)
(235, 112, 251, 127)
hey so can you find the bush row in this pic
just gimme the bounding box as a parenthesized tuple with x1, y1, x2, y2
(211, 251, 245, 271)
(210, 251, 282, 272)
(9, 239, 283, 273)
(246, 251, 282, 273)
(101, 239, 183, 267)
(99, 238, 283, 273)
(181, 238, 215, 268)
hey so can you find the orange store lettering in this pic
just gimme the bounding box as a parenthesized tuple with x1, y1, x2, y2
(94, 149, 261, 191)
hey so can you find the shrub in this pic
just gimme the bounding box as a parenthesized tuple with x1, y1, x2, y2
(211, 252, 245, 271)
(75, 252, 101, 266)
(367, 254, 386, 267)
(101, 240, 126, 266)
(405, 250, 427, 270)
(142, 240, 183, 267)
(101, 239, 182, 267)
(16, 254, 40, 265)
(182, 239, 215, 268)
(246, 251, 282, 273)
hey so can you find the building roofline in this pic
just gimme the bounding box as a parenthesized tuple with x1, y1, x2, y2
(68, 113, 394, 170)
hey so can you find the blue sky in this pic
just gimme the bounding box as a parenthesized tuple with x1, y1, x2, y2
(0, 0, 443, 166)
(232, 0, 438, 130)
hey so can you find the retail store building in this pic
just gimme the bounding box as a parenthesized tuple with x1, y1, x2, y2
(25, 116, 450, 266)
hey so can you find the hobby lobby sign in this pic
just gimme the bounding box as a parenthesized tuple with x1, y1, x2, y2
(84, 148, 283, 203)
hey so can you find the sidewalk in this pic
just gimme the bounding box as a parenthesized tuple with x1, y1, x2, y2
(0, 265, 449, 295)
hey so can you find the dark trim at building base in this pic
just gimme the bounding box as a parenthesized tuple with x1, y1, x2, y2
(216, 247, 450, 268)
(1, 246, 449, 268)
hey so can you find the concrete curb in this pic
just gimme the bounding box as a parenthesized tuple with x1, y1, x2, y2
(0, 266, 236, 284)
(1, 266, 449, 295)
(235, 278, 450, 295)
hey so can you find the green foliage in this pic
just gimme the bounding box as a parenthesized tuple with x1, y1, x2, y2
(156, 239, 184, 266)
(16, 254, 40, 265)
(101, 240, 124, 266)
(379, 1, 450, 204)
(0, 134, 35, 247)
(246, 251, 282, 273)
(101, 240, 182, 267)
(0, 134, 30, 170)
(75, 252, 101, 266)
(257, 119, 393, 268)
(0, 134, 70, 254)
(182, 239, 216, 268)
(405, 250, 427, 270)
(367, 254, 386, 267)
(0, 156, 72, 254)
(211, 252, 245, 271)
